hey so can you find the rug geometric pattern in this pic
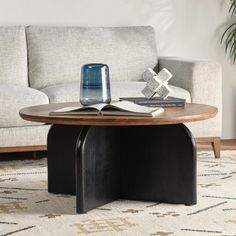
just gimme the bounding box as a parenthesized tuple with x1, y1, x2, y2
(0, 151, 235, 236)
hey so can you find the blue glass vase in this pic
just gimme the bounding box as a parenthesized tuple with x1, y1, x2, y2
(80, 63, 111, 106)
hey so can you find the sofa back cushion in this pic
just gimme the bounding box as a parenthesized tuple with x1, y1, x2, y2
(26, 26, 157, 90)
(0, 26, 28, 86)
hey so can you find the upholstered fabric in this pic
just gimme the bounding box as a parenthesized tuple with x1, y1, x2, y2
(0, 85, 49, 128)
(0, 26, 223, 150)
(187, 120, 221, 138)
(41, 81, 191, 104)
(0, 125, 50, 147)
(26, 26, 158, 90)
(158, 57, 222, 137)
(41, 82, 80, 103)
(0, 26, 28, 86)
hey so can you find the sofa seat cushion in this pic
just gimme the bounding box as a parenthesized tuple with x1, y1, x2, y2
(41, 82, 191, 104)
(0, 85, 49, 128)
(0, 125, 50, 147)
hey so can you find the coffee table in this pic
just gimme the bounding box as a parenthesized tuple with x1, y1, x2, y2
(20, 103, 217, 214)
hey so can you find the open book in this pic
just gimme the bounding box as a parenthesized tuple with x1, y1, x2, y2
(50, 101, 164, 117)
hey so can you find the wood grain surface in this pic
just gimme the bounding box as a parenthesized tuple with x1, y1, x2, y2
(19, 102, 217, 126)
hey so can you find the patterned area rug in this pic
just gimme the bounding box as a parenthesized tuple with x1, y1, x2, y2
(0, 151, 235, 236)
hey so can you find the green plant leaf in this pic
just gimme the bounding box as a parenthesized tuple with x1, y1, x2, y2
(221, 1, 236, 64)
(225, 27, 236, 53)
(229, 38, 236, 63)
(221, 23, 236, 43)
(229, 0, 236, 14)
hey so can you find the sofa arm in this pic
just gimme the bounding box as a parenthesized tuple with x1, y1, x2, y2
(158, 57, 222, 105)
(158, 56, 222, 137)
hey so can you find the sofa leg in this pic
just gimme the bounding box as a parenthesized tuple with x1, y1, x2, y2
(33, 151, 37, 158)
(211, 137, 221, 159)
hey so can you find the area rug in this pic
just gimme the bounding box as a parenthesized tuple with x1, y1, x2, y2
(0, 151, 235, 236)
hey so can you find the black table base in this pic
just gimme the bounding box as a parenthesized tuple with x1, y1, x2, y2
(47, 124, 196, 214)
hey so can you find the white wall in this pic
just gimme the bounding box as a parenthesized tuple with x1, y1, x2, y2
(0, 0, 235, 138)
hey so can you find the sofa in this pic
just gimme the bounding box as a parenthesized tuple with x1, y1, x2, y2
(0, 26, 222, 157)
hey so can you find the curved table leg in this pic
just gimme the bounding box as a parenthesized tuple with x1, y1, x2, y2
(120, 124, 196, 206)
(47, 124, 83, 194)
(48, 124, 196, 214)
(76, 126, 121, 213)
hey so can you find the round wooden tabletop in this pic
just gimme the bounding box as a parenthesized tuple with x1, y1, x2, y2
(19, 102, 217, 126)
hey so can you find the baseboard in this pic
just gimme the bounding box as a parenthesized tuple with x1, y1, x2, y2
(197, 139, 236, 151)
(0, 139, 236, 154)
(0, 145, 47, 153)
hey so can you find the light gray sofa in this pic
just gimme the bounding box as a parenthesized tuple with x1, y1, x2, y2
(0, 26, 222, 157)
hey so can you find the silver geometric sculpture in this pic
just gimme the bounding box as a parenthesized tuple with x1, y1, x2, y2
(142, 68, 173, 99)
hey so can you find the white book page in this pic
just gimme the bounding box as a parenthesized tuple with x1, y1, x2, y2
(88, 103, 108, 111)
(52, 106, 83, 113)
(50, 101, 164, 117)
(51, 103, 108, 113)
(105, 101, 161, 114)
